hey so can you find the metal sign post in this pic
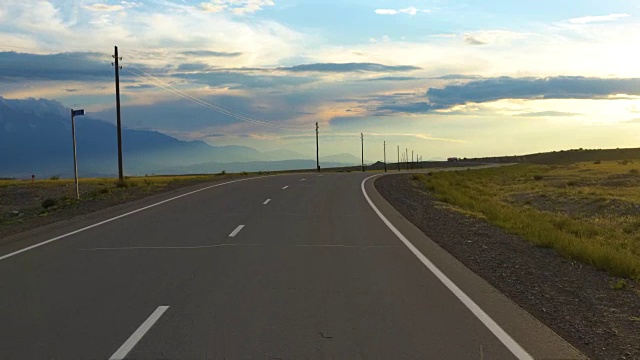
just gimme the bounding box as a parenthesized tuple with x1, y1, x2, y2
(71, 109, 85, 199)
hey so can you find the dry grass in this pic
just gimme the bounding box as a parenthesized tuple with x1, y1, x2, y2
(415, 161, 640, 281)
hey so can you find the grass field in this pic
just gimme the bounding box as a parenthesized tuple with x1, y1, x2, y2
(415, 160, 640, 282)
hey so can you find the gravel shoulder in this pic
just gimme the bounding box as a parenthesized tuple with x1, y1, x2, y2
(375, 174, 640, 360)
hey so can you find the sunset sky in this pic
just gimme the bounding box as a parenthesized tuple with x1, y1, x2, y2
(1, 0, 640, 161)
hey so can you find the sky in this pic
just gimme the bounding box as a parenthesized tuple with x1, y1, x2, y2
(1, 0, 640, 161)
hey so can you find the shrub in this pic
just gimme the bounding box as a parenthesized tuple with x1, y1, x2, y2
(41, 198, 58, 209)
(619, 160, 631, 165)
(629, 169, 639, 175)
(611, 279, 627, 290)
(593, 160, 601, 164)
(49, 175, 60, 180)
(219, 170, 226, 176)
(533, 175, 544, 181)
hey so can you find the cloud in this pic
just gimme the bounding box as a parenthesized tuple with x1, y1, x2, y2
(364, 76, 420, 81)
(374, 7, 429, 16)
(377, 102, 433, 114)
(463, 34, 486, 45)
(179, 50, 243, 58)
(435, 74, 481, 80)
(278, 63, 421, 73)
(426, 76, 640, 109)
(0, 51, 111, 81)
(568, 13, 630, 24)
(624, 118, 640, 124)
(200, 0, 275, 15)
(82, 3, 124, 12)
(516, 111, 582, 117)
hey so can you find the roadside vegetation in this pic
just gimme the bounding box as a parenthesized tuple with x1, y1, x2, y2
(0, 172, 266, 237)
(414, 161, 640, 281)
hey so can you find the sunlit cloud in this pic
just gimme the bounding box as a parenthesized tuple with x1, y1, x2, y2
(568, 13, 630, 24)
(374, 7, 430, 16)
(200, 0, 275, 15)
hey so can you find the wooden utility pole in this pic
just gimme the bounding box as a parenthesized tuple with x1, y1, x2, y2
(361, 133, 364, 172)
(406, 148, 409, 170)
(397, 145, 400, 171)
(113, 46, 124, 181)
(315, 122, 320, 172)
(383, 141, 387, 172)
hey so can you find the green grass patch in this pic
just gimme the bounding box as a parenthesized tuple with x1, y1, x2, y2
(417, 162, 640, 281)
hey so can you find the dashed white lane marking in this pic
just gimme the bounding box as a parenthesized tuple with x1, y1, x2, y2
(228, 225, 245, 238)
(282, 186, 289, 189)
(0, 176, 271, 262)
(300, 179, 306, 181)
(109, 306, 169, 360)
(263, 199, 272, 205)
(361, 174, 533, 360)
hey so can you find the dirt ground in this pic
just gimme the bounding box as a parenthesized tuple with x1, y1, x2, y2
(0, 175, 242, 239)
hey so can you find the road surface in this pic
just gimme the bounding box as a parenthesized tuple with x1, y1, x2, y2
(0, 172, 585, 359)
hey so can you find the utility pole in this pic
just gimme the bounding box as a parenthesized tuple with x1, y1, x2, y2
(113, 46, 124, 182)
(412, 151, 414, 170)
(383, 141, 387, 172)
(315, 122, 320, 172)
(406, 148, 409, 170)
(397, 145, 400, 171)
(361, 133, 365, 172)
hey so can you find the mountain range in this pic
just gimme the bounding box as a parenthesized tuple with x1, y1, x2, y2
(0, 97, 360, 178)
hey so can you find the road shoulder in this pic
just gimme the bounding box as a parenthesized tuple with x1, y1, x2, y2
(364, 173, 587, 360)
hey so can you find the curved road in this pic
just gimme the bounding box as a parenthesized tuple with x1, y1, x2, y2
(0, 172, 585, 359)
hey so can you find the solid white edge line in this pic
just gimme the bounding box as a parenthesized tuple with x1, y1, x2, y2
(282, 185, 289, 189)
(361, 174, 534, 360)
(263, 199, 271, 205)
(228, 224, 245, 237)
(0, 176, 270, 262)
(109, 306, 169, 360)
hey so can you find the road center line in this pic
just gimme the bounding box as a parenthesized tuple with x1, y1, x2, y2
(228, 225, 245, 237)
(0, 176, 274, 262)
(282, 185, 289, 189)
(361, 175, 533, 360)
(263, 199, 271, 205)
(109, 306, 169, 360)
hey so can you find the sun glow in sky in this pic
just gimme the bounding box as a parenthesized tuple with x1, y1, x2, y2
(1, 0, 640, 160)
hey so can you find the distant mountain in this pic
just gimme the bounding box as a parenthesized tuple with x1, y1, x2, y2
(320, 153, 362, 165)
(0, 97, 354, 177)
(158, 159, 350, 175)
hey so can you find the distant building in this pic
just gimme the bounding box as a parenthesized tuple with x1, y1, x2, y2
(447, 157, 459, 162)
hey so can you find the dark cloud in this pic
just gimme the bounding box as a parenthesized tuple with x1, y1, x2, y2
(278, 63, 421, 73)
(364, 76, 420, 81)
(179, 50, 243, 57)
(376, 102, 434, 114)
(517, 111, 581, 117)
(174, 71, 316, 89)
(0, 51, 111, 81)
(464, 35, 486, 45)
(176, 62, 213, 71)
(427, 76, 640, 108)
(204, 133, 226, 137)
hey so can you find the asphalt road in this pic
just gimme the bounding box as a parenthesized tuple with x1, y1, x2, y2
(0, 172, 585, 359)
